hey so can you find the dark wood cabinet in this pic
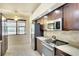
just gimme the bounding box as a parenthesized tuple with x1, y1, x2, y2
(55, 48, 71, 56)
(0, 13, 2, 40)
(63, 3, 79, 30)
(1, 35, 8, 56)
(36, 3, 79, 31)
(47, 3, 79, 30)
(0, 41, 1, 55)
(48, 8, 63, 20)
(37, 39, 42, 55)
(0, 13, 8, 56)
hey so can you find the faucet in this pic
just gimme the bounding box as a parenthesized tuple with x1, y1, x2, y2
(52, 35, 56, 39)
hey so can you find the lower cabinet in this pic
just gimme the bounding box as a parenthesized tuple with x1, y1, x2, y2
(1, 35, 8, 56)
(36, 39, 71, 56)
(37, 39, 42, 55)
(0, 41, 2, 56)
(55, 48, 71, 56)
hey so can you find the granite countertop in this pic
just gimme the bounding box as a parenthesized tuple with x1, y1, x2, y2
(36, 37, 47, 41)
(36, 36, 79, 56)
(56, 44, 79, 56)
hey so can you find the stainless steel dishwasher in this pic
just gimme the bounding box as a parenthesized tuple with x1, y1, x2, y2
(42, 42, 55, 56)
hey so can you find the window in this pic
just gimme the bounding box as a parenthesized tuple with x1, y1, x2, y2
(6, 20, 26, 35)
(17, 21, 26, 34)
(7, 20, 16, 35)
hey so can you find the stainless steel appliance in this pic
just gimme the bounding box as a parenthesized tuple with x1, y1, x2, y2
(31, 21, 43, 50)
(47, 18, 62, 30)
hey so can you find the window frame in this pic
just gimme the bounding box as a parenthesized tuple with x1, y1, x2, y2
(16, 20, 26, 35)
(6, 19, 26, 35)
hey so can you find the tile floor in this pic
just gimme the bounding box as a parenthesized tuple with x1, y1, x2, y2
(5, 35, 40, 56)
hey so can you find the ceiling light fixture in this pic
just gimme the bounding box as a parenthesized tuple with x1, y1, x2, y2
(2, 16, 6, 21)
(14, 16, 18, 21)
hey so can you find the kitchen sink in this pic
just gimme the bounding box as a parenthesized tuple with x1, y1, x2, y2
(42, 39, 68, 56)
(44, 39, 68, 46)
(44, 39, 55, 43)
(52, 40, 68, 46)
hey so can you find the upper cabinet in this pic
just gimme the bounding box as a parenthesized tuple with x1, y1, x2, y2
(47, 3, 79, 31)
(63, 3, 79, 30)
(36, 3, 79, 31)
(48, 8, 62, 20)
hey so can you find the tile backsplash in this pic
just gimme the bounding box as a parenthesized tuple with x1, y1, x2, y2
(44, 30, 79, 48)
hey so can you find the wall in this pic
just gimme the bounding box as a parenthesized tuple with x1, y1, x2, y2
(44, 31, 79, 48)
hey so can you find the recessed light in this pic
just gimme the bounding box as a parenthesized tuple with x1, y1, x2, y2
(44, 16, 48, 19)
(14, 16, 19, 21)
(2, 16, 6, 21)
(54, 10, 60, 13)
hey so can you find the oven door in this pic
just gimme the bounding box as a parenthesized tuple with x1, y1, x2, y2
(42, 43, 54, 56)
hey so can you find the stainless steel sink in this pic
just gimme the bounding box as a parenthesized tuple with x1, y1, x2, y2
(44, 39, 68, 46)
(52, 40, 68, 46)
(42, 38, 68, 56)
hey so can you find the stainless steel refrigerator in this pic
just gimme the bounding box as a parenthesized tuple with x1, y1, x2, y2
(31, 21, 43, 50)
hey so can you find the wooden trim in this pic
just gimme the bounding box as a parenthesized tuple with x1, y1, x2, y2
(18, 19, 26, 21)
(6, 19, 14, 20)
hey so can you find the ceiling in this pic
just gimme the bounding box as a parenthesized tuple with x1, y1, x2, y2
(0, 3, 40, 19)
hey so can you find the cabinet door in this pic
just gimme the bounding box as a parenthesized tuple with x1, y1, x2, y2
(37, 39, 42, 55)
(48, 8, 62, 20)
(0, 42, 1, 56)
(63, 3, 79, 30)
(55, 48, 71, 56)
(1, 35, 8, 56)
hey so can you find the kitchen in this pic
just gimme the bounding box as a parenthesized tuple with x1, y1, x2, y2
(0, 3, 79, 56)
(31, 3, 79, 56)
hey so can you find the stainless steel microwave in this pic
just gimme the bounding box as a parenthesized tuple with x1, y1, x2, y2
(47, 18, 62, 31)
